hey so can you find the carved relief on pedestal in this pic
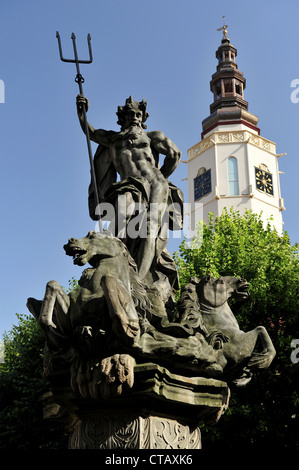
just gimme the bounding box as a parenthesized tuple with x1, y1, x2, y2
(69, 415, 139, 449)
(69, 415, 201, 449)
(149, 418, 201, 449)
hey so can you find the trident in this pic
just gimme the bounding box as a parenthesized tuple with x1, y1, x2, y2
(56, 31, 102, 227)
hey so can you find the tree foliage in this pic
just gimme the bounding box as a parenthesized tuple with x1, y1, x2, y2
(0, 315, 67, 449)
(174, 208, 299, 450)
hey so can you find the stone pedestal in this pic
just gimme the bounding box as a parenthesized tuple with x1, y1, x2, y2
(42, 362, 230, 450)
(69, 414, 202, 449)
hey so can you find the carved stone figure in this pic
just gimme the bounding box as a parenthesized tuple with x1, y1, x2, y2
(176, 275, 276, 386)
(27, 96, 276, 448)
(27, 231, 148, 398)
(28, 231, 276, 400)
(27, 232, 221, 399)
(76, 95, 183, 297)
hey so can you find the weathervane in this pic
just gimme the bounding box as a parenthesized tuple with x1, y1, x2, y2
(56, 31, 102, 225)
(217, 16, 228, 40)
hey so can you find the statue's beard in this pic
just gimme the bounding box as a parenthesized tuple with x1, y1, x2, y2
(120, 124, 143, 141)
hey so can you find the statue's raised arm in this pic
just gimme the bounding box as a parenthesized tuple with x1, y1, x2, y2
(76, 94, 112, 147)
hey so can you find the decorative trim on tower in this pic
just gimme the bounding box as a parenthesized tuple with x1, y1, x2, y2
(188, 130, 277, 162)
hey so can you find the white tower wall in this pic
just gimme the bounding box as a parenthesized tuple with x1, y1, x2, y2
(188, 128, 285, 233)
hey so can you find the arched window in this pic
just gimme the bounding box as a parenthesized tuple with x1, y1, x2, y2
(228, 157, 239, 195)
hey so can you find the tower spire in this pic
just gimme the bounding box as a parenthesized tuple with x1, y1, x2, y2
(201, 26, 259, 137)
(211, 26, 247, 113)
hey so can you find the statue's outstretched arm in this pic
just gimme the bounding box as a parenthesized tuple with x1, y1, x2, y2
(148, 131, 181, 178)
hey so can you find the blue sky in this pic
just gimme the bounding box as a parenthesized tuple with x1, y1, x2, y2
(1, 0, 299, 337)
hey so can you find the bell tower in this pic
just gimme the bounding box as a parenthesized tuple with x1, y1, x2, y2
(210, 25, 247, 114)
(187, 24, 285, 233)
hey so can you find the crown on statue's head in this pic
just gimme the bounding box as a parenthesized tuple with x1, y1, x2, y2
(116, 96, 149, 129)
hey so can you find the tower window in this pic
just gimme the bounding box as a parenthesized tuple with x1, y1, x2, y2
(235, 83, 242, 95)
(228, 157, 239, 196)
(224, 80, 233, 93)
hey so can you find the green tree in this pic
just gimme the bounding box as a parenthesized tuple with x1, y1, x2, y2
(0, 315, 68, 449)
(175, 208, 299, 450)
(0, 277, 81, 449)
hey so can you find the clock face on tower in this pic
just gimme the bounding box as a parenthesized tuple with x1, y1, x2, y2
(255, 167, 274, 196)
(194, 169, 212, 200)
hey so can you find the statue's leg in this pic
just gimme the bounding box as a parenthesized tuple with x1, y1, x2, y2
(114, 191, 137, 243)
(39, 280, 70, 331)
(137, 179, 169, 279)
(101, 275, 140, 344)
(247, 326, 276, 369)
(227, 327, 275, 369)
(113, 189, 153, 279)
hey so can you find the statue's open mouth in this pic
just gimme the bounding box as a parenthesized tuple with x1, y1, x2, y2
(236, 281, 250, 298)
(64, 243, 87, 265)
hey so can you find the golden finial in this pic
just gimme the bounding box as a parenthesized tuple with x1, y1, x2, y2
(217, 16, 228, 40)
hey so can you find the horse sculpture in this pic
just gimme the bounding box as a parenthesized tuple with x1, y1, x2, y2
(27, 231, 152, 398)
(178, 275, 276, 385)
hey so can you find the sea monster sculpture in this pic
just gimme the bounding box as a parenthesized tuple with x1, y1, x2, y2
(176, 276, 276, 386)
(27, 231, 222, 398)
(27, 232, 276, 399)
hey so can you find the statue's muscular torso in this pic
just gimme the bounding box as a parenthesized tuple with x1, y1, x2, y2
(77, 95, 181, 189)
(110, 130, 161, 182)
(91, 126, 179, 203)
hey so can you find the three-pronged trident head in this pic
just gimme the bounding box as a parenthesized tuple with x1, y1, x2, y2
(56, 31, 93, 92)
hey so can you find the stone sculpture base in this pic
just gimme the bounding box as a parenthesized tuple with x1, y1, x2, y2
(42, 362, 230, 450)
(69, 414, 201, 449)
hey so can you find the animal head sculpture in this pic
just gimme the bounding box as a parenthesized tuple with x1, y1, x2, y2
(196, 275, 250, 308)
(64, 230, 128, 267)
(64, 230, 152, 321)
